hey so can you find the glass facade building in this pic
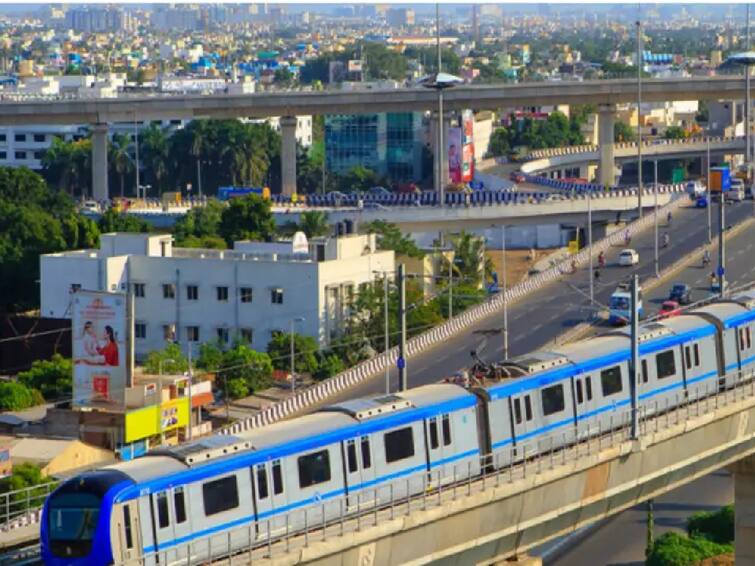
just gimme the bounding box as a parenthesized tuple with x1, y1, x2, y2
(325, 112, 423, 183)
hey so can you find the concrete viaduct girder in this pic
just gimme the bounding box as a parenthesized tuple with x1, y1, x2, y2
(251, 377, 755, 565)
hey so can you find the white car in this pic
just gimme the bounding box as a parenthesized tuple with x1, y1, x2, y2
(686, 180, 706, 197)
(80, 200, 100, 213)
(618, 248, 639, 266)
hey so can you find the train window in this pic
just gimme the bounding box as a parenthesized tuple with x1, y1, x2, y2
(384, 427, 415, 463)
(298, 450, 332, 488)
(600, 366, 623, 396)
(255, 465, 268, 499)
(524, 396, 533, 421)
(694, 344, 700, 367)
(586, 377, 593, 401)
(541, 384, 565, 416)
(684, 346, 692, 371)
(347, 440, 358, 473)
(272, 460, 284, 495)
(641, 360, 649, 384)
(741, 329, 746, 351)
(656, 350, 676, 380)
(442, 414, 452, 446)
(361, 437, 372, 469)
(513, 398, 522, 424)
(576, 380, 583, 404)
(428, 418, 439, 449)
(174, 487, 187, 524)
(202, 475, 239, 516)
(749, 328, 753, 349)
(156, 492, 170, 529)
(123, 506, 133, 549)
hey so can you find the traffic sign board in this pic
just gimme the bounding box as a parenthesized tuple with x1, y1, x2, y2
(397, 357, 406, 370)
(717, 266, 725, 277)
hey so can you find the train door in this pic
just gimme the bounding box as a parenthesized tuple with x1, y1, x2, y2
(343, 436, 376, 509)
(169, 486, 191, 560)
(150, 490, 178, 562)
(112, 501, 142, 564)
(740, 324, 755, 374)
(574, 374, 599, 437)
(252, 459, 288, 537)
(510, 392, 536, 459)
(425, 414, 454, 483)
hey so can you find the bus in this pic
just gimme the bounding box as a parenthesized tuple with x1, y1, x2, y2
(217, 186, 270, 201)
(609, 284, 644, 325)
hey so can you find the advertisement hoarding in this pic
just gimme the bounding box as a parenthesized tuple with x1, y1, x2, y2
(462, 110, 475, 183)
(448, 127, 463, 184)
(72, 291, 128, 409)
(124, 398, 189, 443)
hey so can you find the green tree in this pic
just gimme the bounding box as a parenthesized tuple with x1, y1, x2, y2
(487, 128, 512, 157)
(141, 123, 170, 194)
(364, 220, 424, 259)
(195, 341, 224, 372)
(109, 133, 134, 198)
(313, 353, 344, 381)
(664, 126, 688, 140)
(363, 42, 408, 81)
(274, 67, 294, 87)
(267, 332, 319, 374)
(646, 532, 731, 566)
(449, 231, 492, 284)
(143, 343, 188, 375)
(98, 209, 151, 233)
(299, 55, 334, 84)
(218, 194, 276, 246)
(687, 505, 734, 544)
(41, 137, 92, 197)
(216, 345, 273, 399)
(614, 120, 636, 142)
(0, 382, 38, 411)
(337, 165, 381, 194)
(173, 199, 225, 247)
(17, 354, 72, 401)
(298, 210, 330, 238)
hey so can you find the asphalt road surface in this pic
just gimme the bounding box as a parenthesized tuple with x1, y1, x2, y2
(330, 200, 754, 402)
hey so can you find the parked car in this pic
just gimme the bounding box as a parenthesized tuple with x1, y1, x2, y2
(618, 248, 640, 266)
(79, 200, 101, 213)
(668, 282, 692, 305)
(658, 300, 681, 319)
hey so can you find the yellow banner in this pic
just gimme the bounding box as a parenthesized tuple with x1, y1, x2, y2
(568, 240, 579, 255)
(125, 398, 189, 442)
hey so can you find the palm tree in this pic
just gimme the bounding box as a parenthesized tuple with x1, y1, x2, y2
(449, 231, 493, 286)
(298, 211, 330, 238)
(109, 133, 133, 197)
(141, 124, 169, 194)
(41, 137, 76, 195)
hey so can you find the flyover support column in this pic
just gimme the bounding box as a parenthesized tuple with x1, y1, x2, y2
(732, 455, 755, 564)
(432, 111, 452, 202)
(280, 115, 297, 197)
(597, 103, 616, 188)
(91, 122, 109, 201)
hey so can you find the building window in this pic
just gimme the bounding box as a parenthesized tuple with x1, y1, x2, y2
(240, 287, 253, 303)
(135, 323, 146, 339)
(186, 285, 199, 301)
(162, 324, 176, 342)
(384, 427, 415, 463)
(186, 326, 200, 342)
(33, 151, 45, 160)
(271, 288, 284, 304)
(70, 283, 82, 294)
(216, 286, 229, 302)
(541, 383, 565, 416)
(33, 134, 45, 143)
(202, 475, 239, 516)
(600, 366, 623, 396)
(0, 133, 6, 142)
(14, 151, 26, 160)
(298, 450, 331, 488)
(162, 283, 175, 299)
(0, 152, 6, 160)
(14, 133, 25, 142)
(133, 283, 145, 298)
(240, 328, 253, 344)
(216, 327, 229, 344)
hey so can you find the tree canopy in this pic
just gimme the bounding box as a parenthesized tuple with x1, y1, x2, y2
(17, 354, 72, 401)
(218, 194, 276, 246)
(364, 220, 424, 259)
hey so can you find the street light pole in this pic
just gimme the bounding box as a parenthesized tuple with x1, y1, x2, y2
(157, 358, 175, 446)
(501, 225, 509, 360)
(383, 274, 390, 394)
(654, 159, 659, 277)
(196, 160, 203, 198)
(448, 251, 453, 319)
(134, 111, 140, 196)
(289, 317, 305, 395)
(588, 192, 594, 306)
(636, 14, 643, 218)
(630, 274, 640, 440)
(707, 135, 712, 243)
(187, 344, 193, 440)
(398, 264, 408, 392)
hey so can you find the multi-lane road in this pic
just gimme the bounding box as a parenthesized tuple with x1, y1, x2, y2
(330, 199, 754, 402)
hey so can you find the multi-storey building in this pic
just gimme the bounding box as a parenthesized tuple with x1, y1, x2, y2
(40, 232, 394, 358)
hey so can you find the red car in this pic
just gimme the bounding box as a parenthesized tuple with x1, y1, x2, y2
(658, 300, 681, 319)
(510, 172, 526, 183)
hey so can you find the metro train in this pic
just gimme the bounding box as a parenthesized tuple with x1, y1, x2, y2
(41, 290, 755, 565)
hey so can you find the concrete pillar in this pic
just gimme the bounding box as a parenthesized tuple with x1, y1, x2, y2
(732, 456, 755, 564)
(598, 103, 616, 187)
(431, 111, 453, 193)
(280, 115, 297, 196)
(91, 122, 109, 201)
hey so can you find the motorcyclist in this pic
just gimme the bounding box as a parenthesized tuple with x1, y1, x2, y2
(598, 251, 606, 268)
(666, 211, 672, 225)
(702, 249, 711, 266)
(662, 233, 670, 248)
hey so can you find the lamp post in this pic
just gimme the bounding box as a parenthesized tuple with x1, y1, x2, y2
(636, 13, 644, 218)
(654, 159, 659, 278)
(588, 191, 594, 307)
(373, 270, 391, 395)
(728, 49, 755, 208)
(290, 317, 305, 394)
(158, 358, 175, 445)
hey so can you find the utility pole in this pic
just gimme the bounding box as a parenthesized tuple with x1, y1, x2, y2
(654, 159, 659, 277)
(588, 191, 594, 307)
(747, 4, 752, 180)
(718, 191, 726, 297)
(196, 160, 203, 198)
(707, 135, 712, 243)
(187, 344, 193, 440)
(398, 264, 408, 391)
(636, 13, 643, 218)
(448, 252, 453, 319)
(383, 274, 390, 394)
(501, 225, 509, 360)
(134, 111, 140, 196)
(630, 274, 640, 440)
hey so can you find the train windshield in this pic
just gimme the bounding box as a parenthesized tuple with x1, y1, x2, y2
(610, 296, 630, 310)
(47, 492, 100, 557)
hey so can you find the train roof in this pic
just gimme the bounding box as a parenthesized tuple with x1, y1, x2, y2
(692, 292, 755, 329)
(553, 335, 627, 364)
(239, 412, 357, 450)
(104, 453, 187, 483)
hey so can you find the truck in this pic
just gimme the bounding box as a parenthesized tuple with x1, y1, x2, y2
(708, 166, 731, 194)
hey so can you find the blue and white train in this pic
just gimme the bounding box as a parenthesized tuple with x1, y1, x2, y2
(41, 290, 755, 565)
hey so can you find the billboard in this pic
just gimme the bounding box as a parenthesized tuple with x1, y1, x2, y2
(448, 127, 463, 184)
(124, 398, 189, 443)
(461, 110, 475, 183)
(72, 291, 128, 409)
(348, 59, 363, 72)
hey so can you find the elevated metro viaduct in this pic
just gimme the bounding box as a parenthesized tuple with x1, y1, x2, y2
(0, 76, 752, 203)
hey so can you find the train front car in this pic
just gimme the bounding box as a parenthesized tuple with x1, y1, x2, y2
(41, 469, 133, 566)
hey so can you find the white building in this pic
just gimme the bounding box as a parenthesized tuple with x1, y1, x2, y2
(41, 232, 394, 358)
